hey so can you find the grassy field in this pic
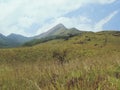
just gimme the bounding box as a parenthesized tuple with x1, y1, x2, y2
(0, 31, 120, 90)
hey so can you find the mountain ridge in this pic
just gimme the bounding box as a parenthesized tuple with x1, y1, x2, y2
(34, 23, 81, 39)
(0, 23, 120, 48)
(35, 23, 67, 39)
(0, 33, 32, 48)
(0, 23, 80, 48)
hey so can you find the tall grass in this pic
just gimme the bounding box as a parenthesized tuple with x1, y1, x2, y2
(0, 32, 120, 90)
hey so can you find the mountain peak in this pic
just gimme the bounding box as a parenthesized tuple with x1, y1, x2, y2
(55, 23, 66, 28)
(48, 23, 67, 32)
(0, 33, 6, 38)
(8, 33, 20, 36)
(0, 33, 4, 35)
(7, 33, 28, 38)
(35, 23, 67, 39)
(0, 33, 3, 36)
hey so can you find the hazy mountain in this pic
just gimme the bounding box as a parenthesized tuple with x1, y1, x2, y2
(24, 24, 82, 46)
(0, 33, 10, 47)
(34, 24, 81, 39)
(7, 33, 32, 44)
(0, 33, 32, 48)
(0, 24, 82, 48)
(35, 24, 66, 39)
(0, 33, 18, 47)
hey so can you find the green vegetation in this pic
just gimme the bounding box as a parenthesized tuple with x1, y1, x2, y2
(0, 31, 120, 90)
(23, 34, 79, 46)
(0, 33, 32, 48)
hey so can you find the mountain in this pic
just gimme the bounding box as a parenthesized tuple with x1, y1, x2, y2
(34, 23, 81, 39)
(7, 33, 32, 44)
(24, 24, 82, 46)
(35, 24, 66, 38)
(0, 33, 32, 48)
(0, 34, 19, 47)
(0, 33, 11, 47)
(0, 24, 81, 48)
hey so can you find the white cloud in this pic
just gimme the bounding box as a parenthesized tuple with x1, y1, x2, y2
(97, 0, 116, 4)
(94, 11, 118, 31)
(54, 16, 92, 30)
(36, 16, 93, 35)
(36, 10, 118, 34)
(0, 0, 23, 21)
(0, 0, 117, 36)
(18, 16, 36, 28)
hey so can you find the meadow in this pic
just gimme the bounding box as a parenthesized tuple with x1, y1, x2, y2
(0, 31, 120, 90)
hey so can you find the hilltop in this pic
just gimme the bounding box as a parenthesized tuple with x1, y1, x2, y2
(0, 33, 32, 48)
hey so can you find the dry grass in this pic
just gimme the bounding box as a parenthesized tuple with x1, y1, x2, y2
(0, 32, 120, 90)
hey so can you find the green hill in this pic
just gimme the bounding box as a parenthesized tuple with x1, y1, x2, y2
(7, 33, 32, 44)
(0, 31, 120, 90)
(0, 24, 81, 48)
(23, 33, 80, 46)
(0, 33, 32, 48)
(0, 33, 19, 48)
(24, 25, 82, 46)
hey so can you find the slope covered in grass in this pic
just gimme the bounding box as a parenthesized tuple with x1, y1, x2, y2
(0, 31, 120, 90)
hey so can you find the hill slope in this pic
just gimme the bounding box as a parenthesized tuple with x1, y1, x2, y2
(0, 31, 120, 90)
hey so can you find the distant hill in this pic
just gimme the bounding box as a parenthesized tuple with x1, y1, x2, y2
(34, 24, 67, 39)
(0, 24, 82, 48)
(0, 33, 19, 48)
(0, 33, 32, 48)
(7, 33, 32, 44)
(34, 24, 81, 39)
(24, 24, 82, 46)
(0, 23, 120, 48)
(23, 31, 120, 46)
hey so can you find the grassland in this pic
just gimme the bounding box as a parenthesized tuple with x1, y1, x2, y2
(0, 31, 120, 90)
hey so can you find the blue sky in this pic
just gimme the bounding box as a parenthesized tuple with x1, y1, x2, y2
(0, 0, 119, 36)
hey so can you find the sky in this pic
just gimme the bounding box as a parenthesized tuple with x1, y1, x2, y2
(0, 0, 120, 36)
